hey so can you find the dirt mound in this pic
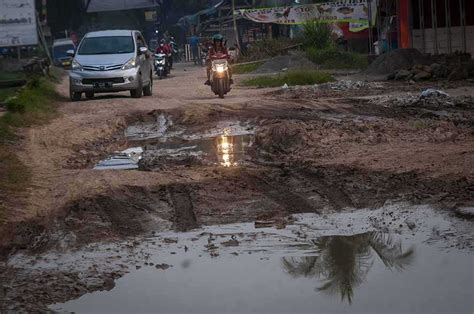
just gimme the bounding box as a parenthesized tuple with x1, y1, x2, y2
(254, 121, 310, 153)
(366, 49, 427, 75)
(253, 52, 317, 74)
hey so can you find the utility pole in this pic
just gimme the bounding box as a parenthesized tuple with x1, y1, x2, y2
(232, 0, 240, 50)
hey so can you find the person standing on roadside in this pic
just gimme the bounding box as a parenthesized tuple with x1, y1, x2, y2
(189, 34, 200, 64)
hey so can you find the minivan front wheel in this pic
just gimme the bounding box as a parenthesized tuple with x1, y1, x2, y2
(143, 73, 153, 96)
(69, 80, 81, 102)
(130, 74, 143, 98)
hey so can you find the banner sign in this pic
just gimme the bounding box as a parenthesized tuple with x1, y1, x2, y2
(235, 0, 376, 26)
(0, 0, 38, 47)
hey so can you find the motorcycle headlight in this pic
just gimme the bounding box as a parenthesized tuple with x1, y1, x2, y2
(71, 59, 83, 71)
(122, 57, 137, 70)
(216, 64, 226, 73)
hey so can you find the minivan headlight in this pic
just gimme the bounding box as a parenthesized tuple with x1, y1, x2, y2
(71, 59, 82, 71)
(122, 57, 137, 70)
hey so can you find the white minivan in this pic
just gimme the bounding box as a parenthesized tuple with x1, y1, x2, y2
(68, 30, 153, 101)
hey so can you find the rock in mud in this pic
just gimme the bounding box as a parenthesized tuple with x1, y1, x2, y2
(155, 263, 172, 270)
(405, 219, 416, 230)
(454, 207, 474, 219)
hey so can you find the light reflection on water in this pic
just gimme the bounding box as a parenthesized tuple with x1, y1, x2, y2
(216, 128, 251, 167)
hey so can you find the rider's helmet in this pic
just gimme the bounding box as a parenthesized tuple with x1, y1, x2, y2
(212, 34, 224, 45)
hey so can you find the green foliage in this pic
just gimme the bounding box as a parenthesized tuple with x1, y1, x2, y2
(0, 88, 17, 103)
(302, 19, 333, 50)
(0, 77, 58, 143)
(0, 71, 25, 81)
(242, 70, 334, 88)
(306, 47, 368, 70)
(0, 76, 58, 209)
(232, 61, 264, 74)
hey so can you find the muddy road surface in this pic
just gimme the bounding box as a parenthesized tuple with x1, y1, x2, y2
(1, 64, 473, 312)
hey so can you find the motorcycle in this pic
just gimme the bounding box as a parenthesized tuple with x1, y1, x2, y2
(199, 47, 208, 67)
(154, 53, 169, 79)
(209, 52, 231, 99)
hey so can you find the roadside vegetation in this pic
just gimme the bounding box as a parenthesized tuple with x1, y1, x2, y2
(302, 20, 368, 70)
(0, 72, 26, 102)
(232, 61, 264, 74)
(0, 74, 59, 221)
(0, 78, 58, 142)
(242, 70, 334, 88)
(0, 71, 25, 82)
(306, 47, 368, 69)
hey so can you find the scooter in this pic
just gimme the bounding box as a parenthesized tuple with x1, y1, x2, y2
(154, 53, 169, 79)
(209, 52, 232, 99)
(200, 48, 208, 67)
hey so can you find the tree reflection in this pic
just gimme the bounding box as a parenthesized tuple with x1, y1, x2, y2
(281, 232, 414, 304)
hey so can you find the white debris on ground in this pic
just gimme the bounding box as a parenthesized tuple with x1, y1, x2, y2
(369, 88, 473, 109)
(94, 147, 143, 170)
(281, 80, 384, 91)
(420, 88, 450, 98)
(314, 80, 384, 91)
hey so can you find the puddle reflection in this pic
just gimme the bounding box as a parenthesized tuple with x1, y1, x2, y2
(216, 128, 249, 167)
(282, 232, 415, 304)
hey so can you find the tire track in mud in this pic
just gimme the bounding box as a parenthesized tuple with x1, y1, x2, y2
(295, 168, 354, 211)
(167, 185, 198, 231)
(242, 171, 319, 214)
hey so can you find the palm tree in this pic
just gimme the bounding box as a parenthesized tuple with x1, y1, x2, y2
(282, 232, 415, 303)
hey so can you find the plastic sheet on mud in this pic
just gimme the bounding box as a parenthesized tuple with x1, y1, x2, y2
(93, 147, 143, 170)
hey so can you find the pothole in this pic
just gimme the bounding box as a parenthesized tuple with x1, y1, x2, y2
(94, 116, 255, 170)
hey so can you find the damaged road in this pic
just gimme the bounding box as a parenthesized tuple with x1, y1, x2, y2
(0, 64, 473, 312)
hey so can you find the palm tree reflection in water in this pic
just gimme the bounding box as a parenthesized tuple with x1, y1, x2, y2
(282, 232, 415, 303)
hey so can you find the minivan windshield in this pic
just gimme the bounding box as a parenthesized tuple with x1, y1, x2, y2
(77, 36, 134, 55)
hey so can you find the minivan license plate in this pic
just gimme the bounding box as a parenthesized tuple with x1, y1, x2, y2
(94, 82, 111, 88)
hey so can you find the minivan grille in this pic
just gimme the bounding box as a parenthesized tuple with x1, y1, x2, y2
(82, 64, 123, 71)
(82, 77, 125, 85)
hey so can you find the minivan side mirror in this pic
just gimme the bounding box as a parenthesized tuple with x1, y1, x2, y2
(66, 49, 75, 57)
(139, 46, 148, 54)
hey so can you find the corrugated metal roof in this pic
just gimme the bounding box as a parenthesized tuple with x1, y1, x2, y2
(87, 0, 159, 13)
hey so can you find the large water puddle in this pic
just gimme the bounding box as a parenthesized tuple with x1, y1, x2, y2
(46, 212, 473, 314)
(95, 117, 255, 169)
(143, 132, 253, 167)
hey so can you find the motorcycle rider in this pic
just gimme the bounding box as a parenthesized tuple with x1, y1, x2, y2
(205, 34, 233, 86)
(155, 39, 172, 71)
(169, 36, 178, 65)
(155, 39, 171, 54)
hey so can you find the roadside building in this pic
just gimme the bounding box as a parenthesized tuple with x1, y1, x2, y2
(379, 0, 472, 55)
(83, 0, 161, 41)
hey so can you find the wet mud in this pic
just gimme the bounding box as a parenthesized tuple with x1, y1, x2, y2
(2, 204, 473, 312)
(1, 70, 473, 312)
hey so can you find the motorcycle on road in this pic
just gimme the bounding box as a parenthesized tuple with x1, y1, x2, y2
(154, 53, 170, 79)
(209, 52, 231, 99)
